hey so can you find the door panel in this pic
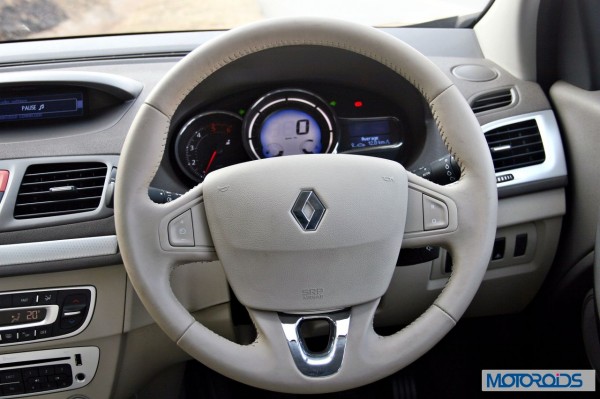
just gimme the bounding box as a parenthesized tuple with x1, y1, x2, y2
(550, 81, 600, 268)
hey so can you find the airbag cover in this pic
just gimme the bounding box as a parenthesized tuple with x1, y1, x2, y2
(202, 154, 407, 312)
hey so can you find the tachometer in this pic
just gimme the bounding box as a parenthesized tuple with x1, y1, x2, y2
(243, 89, 338, 159)
(174, 111, 249, 183)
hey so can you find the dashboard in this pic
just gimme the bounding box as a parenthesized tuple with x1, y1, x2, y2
(0, 21, 570, 399)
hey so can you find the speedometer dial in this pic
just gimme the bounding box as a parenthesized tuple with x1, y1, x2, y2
(174, 111, 249, 183)
(243, 89, 338, 159)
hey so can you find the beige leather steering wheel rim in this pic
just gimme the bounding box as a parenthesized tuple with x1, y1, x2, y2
(115, 17, 497, 394)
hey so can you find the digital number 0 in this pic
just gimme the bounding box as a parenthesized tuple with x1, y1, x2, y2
(296, 119, 309, 135)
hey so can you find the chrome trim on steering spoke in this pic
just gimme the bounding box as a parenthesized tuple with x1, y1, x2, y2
(278, 309, 351, 377)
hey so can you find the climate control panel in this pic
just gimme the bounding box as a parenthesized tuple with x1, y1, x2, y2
(0, 286, 95, 346)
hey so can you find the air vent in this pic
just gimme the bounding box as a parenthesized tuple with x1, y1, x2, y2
(471, 89, 513, 113)
(14, 163, 108, 219)
(484, 119, 545, 173)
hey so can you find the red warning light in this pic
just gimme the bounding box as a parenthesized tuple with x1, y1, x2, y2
(354, 100, 363, 108)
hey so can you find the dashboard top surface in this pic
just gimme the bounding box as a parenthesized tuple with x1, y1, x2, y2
(0, 26, 562, 253)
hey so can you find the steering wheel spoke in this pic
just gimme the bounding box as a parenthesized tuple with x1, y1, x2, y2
(278, 309, 351, 377)
(402, 172, 460, 249)
(226, 301, 385, 390)
(236, 299, 450, 390)
(154, 187, 217, 265)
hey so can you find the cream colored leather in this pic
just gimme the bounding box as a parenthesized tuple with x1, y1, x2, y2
(115, 17, 497, 393)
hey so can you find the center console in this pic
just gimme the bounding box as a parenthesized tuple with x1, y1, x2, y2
(0, 287, 99, 397)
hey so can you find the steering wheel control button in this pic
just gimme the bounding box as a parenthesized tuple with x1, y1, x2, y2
(423, 195, 449, 230)
(168, 210, 195, 247)
(291, 190, 326, 231)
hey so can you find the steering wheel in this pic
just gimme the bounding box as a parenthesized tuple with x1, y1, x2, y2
(115, 17, 497, 393)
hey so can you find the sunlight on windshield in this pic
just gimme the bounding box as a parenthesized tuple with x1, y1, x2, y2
(0, 0, 490, 42)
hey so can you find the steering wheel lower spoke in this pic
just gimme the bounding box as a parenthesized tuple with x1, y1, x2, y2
(279, 309, 351, 377)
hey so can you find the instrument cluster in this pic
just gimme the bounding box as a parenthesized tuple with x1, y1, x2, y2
(174, 87, 405, 183)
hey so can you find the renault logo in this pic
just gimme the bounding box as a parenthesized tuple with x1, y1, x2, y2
(291, 190, 326, 231)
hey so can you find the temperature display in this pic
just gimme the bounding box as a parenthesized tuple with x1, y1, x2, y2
(0, 308, 47, 327)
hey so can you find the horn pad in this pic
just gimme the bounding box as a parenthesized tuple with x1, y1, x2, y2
(202, 154, 408, 312)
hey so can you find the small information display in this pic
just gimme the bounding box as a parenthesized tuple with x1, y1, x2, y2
(0, 92, 84, 121)
(340, 117, 402, 152)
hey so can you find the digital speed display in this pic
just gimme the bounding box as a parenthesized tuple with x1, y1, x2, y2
(0, 307, 46, 327)
(243, 89, 337, 160)
(260, 109, 323, 157)
(0, 92, 84, 122)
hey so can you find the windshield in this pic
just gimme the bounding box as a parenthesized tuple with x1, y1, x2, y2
(0, 0, 491, 42)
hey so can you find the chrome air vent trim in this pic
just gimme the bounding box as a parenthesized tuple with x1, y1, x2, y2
(481, 110, 567, 190)
(485, 119, 545, 172)
(0, 156, 118, 232)
(14, 162, 108, 219)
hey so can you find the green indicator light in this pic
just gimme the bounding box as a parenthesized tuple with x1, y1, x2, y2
(239, 109, 246, 116)
(329, 101, 337, 107)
